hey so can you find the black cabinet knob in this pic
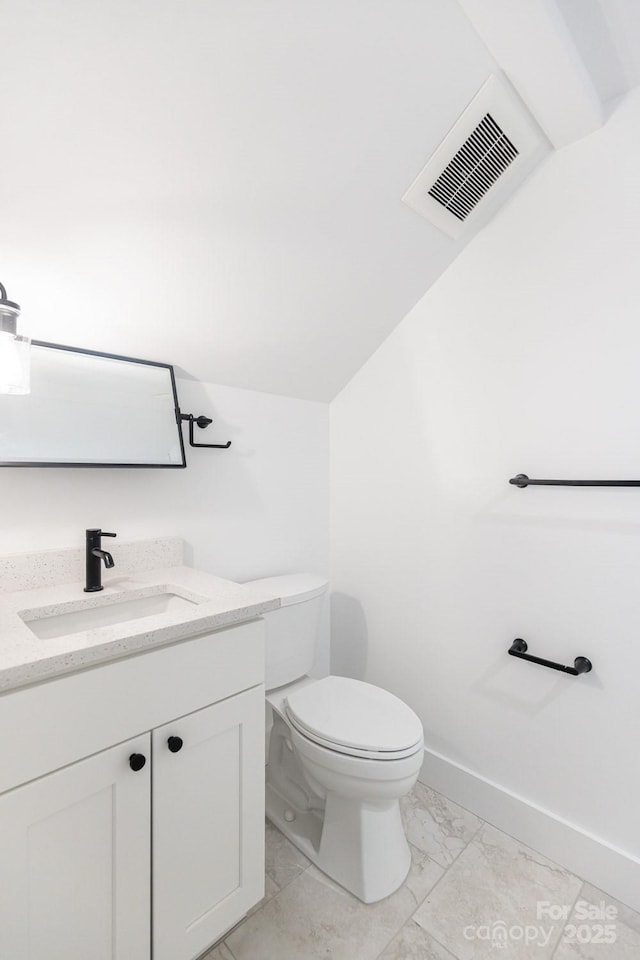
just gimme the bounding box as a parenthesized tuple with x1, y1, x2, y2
(167, 736, 183, 753)
(129, 753, 146, 772)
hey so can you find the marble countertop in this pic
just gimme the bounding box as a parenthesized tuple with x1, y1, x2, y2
(0, 565, 280, 694)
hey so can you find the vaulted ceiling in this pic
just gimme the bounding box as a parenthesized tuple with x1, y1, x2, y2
(1, 1, 638, 400)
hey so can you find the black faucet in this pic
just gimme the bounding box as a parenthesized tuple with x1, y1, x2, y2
(84, 528, 117, 592)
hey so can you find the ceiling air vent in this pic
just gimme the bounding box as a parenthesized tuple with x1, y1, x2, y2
(403, 74, 548, 238)
(428, 113, 518, 222)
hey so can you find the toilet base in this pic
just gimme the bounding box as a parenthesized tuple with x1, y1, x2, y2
(266, 781, 412, 903)
(266, 782, 323, 861)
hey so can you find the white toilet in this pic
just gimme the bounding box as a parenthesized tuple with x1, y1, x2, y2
(244, 573, 424, 904)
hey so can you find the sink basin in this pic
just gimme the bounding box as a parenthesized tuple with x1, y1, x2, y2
(21, 591, 199, 640)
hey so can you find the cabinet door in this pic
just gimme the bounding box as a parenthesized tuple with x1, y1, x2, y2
(153, 685, 265, 960)
(0, 734, 151, 960)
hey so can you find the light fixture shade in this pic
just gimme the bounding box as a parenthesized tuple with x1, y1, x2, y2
(0, 283, 30, 395)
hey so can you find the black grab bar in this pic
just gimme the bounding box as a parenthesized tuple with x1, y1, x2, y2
(510, 474, 640, 488)
(508, 639, 592, 676)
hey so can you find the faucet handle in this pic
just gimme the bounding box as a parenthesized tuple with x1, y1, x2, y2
(102, 532, 117, 538)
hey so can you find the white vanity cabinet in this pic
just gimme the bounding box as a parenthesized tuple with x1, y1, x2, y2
(0, 618, 265, 960)
(153, 686, 264, 960)
(0, 733, 152, 960)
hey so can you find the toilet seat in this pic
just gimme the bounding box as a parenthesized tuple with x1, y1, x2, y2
(285, 676, 423, 761)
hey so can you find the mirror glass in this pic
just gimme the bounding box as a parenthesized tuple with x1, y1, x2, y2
(0, 341, 186, 467)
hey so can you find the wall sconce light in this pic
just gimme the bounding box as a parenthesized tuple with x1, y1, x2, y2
(0, 282, 30, 395)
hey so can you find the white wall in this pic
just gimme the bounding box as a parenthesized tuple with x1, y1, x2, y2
(0, 0, 496, 402)
(331, 89, 640, 904)
(1, 378, 330, 669)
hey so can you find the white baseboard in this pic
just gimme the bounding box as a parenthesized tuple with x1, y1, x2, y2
(419, 746, 640, 914)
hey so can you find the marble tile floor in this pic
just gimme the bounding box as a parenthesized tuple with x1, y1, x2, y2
(202, 782, 640, 960)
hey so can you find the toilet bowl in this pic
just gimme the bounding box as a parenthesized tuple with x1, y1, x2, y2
(244, 574, 424, 904)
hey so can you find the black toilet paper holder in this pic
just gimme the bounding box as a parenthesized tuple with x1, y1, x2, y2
(179, 412, 231, 450)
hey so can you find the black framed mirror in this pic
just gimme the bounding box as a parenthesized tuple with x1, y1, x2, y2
(0, 341, 186, 468)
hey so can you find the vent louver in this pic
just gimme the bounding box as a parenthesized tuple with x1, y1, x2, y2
(402, 75, 548, 238)
(427, 113, 518, 222)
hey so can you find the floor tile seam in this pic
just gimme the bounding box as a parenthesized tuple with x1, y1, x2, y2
(580, 879, 640, 927)
(428, 926, 464, 960)
(464, 810, 588, 885)
(453, 813, 587, 898)
(404, 840, 448, 911)
(439, 818, 484, 870)
(407, 866, 466, 960)
(580, 881, 640, 930)
(245, 877, 281, 923)
(265, 862, 305, 894)
(271, 860, 319, 898)
(417, 778, 488, 824)
(550, 881, 585, 960)
(220, 941, 238, 960)
(371, 916, 465, 960)
(404, 825, 482, 874)
(605, 914, 640, 945)
(200, 923, 241, 960)
(365, 887, 434, 955)
(407, 869, 446, 916)
(408, 817, 573, 960)
(421, 781, 607, 895)
(262, 871, 306, 913)
(412, 915, 466, 960)
(266, 870, 283, 895)
(223, 875, 292, 954)
(370, 912, 415, 960)
(549, 880, 640, 958)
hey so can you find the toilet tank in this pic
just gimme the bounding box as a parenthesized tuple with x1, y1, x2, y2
(243, 574, 328, 690)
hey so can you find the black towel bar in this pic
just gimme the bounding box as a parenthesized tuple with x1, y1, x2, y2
(508, 639, 592, 676)
(510, 474, 640, 488)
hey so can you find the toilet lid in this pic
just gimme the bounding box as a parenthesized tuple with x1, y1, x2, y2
(285, 676, 423, 758)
